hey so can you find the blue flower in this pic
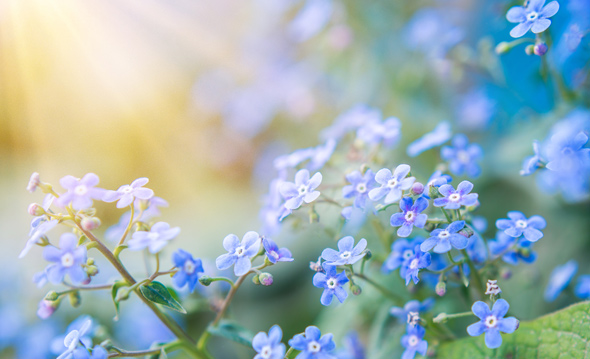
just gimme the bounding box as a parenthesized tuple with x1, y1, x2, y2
(489, 232, 537, 265)
(309, 139, 337, 171)
(390, 298, 435, 322)
(55, 318, 93, 359)
(335, 332, 365, 359)
(252, 325, 286, 359)
(520, 140, 543, 176)
(279, 169, 322, 210)
(495, 211, 546, 243)
(321, 236, 367, 266)
(51, 316, 94, 356)
(343, 170, 378, 209)
(369, 164, 415, 204)
(400, 245, 431, 285)
(433, 181, 478, 210)
(321, 105, 381, 142)
(55, 173, 106, 210)
(20, 218, 58, 259)
(104, 196, 169, 242)
(274, 139, 336, 173)
(263, 238, 293, 264)
(382, 237, 424, 273)
(545, 129, 589, 173)
(426, 170, 452, 189)
(420, 221, 467, 253)
(390, 197, 429, 238)
(466, 235, 489, 265)
(313, 263, 349, 306)
(172, 249, 204, 293)
(506, 0, 559, 38)
(71, 346, 108, 359)
(406, 122, 452, 157)
(467, 299, 519, 349)
(288, 0, 333, 42)
(102, 177, 154, 208)
(43, 233, 88, 284)
(441, 134, 483, 178)
(401, 325, 428, 359)
(544, 260, 578, 302)
(575, 275, 590, 300)
(215, 231, 261, 276)
(288, 326, 336, 359)
(356, 117, 401, 148)
(127, 222, 180, 254)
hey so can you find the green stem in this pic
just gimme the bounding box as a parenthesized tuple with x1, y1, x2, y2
(284, 346, 296, 358)
(461, 249, 484, 296)
(440, 208, 452, 224)
(208, 276, 235, 288)
(352, 273, 404, 305)
(117, 205, 134, 247)
(433, 311, 473, 323)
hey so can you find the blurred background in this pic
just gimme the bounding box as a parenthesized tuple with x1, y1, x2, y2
(0, 0, 589, 358)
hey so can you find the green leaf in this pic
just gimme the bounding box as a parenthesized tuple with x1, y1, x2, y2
(437, 301, 590, 358)
(208, 320, 255, 347)
(111, 280, 129, 321)
(139, 281, 186, 314)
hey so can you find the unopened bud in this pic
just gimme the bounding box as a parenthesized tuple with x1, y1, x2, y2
(37, 299, 60, 319)
(485, 279, 502, 296)
(100, 340, 114, 351)
(81, 217, 101, 231)
(27, 172, 41, 193)
(428, 185, 439, 199)
(435, 281, 447, 296)
(458, 227, 474, 238)
(199, 275, 212, 286)
(363, 250, 372, 260)
(44, 290, 59, 301)
(86, 265, 99, 277)
(534, 42, 548, 56)
(433, 312, 448, 323)
(87, 258, 95, 265)
(252, 274, 261, 285)
(350, 284, 362, 296)
(28, 203, 45, 216)
(68, 291, 81, 308)
(411, 182, 424, 196)
(500, 267, 512, 280)
(310, 257, 323, 272)
(259, 273, 273, 286)
(525, 44, 534, 55)
(495, 41, 511, 54)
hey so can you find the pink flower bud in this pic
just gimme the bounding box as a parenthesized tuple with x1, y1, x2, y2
(81, 217, 101, 231)
(28, 203, 44, 216)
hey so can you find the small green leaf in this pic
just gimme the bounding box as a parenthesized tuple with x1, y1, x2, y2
(208, 320, 255, 347)
(437, 301, 590, 358)
(111, 280, 129, 321)
(139, 281, 186, 314)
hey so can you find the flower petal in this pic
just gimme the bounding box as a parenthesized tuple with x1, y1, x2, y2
(467, 322, 486, 337)
(506, 6, 526, 22)
(485, 328, 502, 349)
(498, 317, 519, 334)
(510, 22, 533, 38)
(492, 298, 510, 318)
(472, 301, 491, 320)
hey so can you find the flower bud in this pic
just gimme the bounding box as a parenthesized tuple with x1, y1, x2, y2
(500, 267, 512, 280)
(435, 281, 447, 296)
(525, 44, 535, 55)
(86, 265, 99, 277)
(100, 340, 114, 351)
(428, 185, 439, 199)
(350, 284, 362, 296)
(81, 217, 101, 231)
(363, 250, 372, 260)
(27, 172, 41, 193)
(259, 273, 273, 286)
(495, 41, 511, 55)
(44, 290, 59, 301)
(411, 182, 424, 196)
(534, 42, 548, 56)
(252, 274, 261, 285)
(37, 299, 60, 319)
(199, 275, 212, 286)
(458, 227, 474, 238)
(69, 291, 81, 308)
(87, 258, 95, 266)
(28, 203, 45, 216)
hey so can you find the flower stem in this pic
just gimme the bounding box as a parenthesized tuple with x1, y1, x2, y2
(433, 311, 473, 323)
(440, 208, 452, 223)
(117, 205, 134, 247)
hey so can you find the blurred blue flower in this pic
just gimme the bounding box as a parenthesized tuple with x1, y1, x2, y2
(382, 237, 424, 273)
(544, 260, 578, 302)
(172, 249, 204, 293)
(506, 0, 559, 38)
(404, 8, 463, 58)
(313, 263, 349, 306)
(369, 164, 415, 204)
(343, 169, 378, 209)
(115, 304, 175, 350)
(321, 105, 381, 141)
(467, 299, 519, 349)
(441, 134, 483, 178)
(216, 231, 261, 276)
(43, 233, 88, 285)
(390, 197, 428, 238)
(433, 180, 478, 210)
(263, 237, 294, 264)
(400, 245, 431, 285)
(489, 232, 537, 265)
(55, 318, 92, 359)
(407, 122, 452, 157)
(456, 91, 496, 131)
(575, 275, 590, 299)
(321, 236, 367, 266)
(401, 325, 428, 359)
(280, 169, 322, 210)
(56, 173, 105, 210)
(127, 222, 180, 254)
(252, 325, 286, 359)
(288, 0, 333, 42)
(335, 332, 365, 359)
(420, 220, 467, 253)
(390, 298, 435, 322)
(496, 211, 546, 242)
(356, 116, 401, 148)
(20, 218, 58, 259)
(102, 177, 154, 208)
(288, 326, 336, 359)
(520, 140, 543, 176)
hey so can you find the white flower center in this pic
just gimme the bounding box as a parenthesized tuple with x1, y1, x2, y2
(260, 345, 272, 359)
(527, 11, 539, 21)
(148, 232, 160, 241)
(340, 251, 351, 259)
(387, 178, 398, 188)
(409, 258, 419, 269)
(457, 150, 470, 163)
(515, 220, 527, 229)
(408, 335, 419, 347)
(439, 230, 450, 239)
(449, 193, 461, 202)
(405, 211, 415, 222)
(485, 315, 498, 328)
(235, 246, 245, 256)
(402, 249, 413, 260)
(307, 341, 321, 353)
(61, 252, 75, 267)
(184, 260, 196, 274)
(298, 185, 308, 195)
(74, 185, 88, 196)
(121, 186, 133, 194)
(327, 278, 337, 289)
(356, 183, 367, 193)
(270, 250, 280, 260)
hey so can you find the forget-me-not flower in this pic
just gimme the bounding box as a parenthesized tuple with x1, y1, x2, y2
(313, 263, 349, 306)
(544, 260, 578, 302)
(369, 164, 415, 204)
(421, 220, 467, 253)
(356, 117, 401, 148)
(127, 222, 180, 254)
(467, 299, 519, 349)
(495, 211, 546, 242)
(506, 0, 560, 38)
(575, 275, 590, 300)
(216, 231, 261, 276)
(288, 326, 336, 359)
(382, 237, 424, 273)
(279, 169, 322, 210)
(102, 177, 154, 208)
(20, 218, 58, 259)
(321, 236, 367, 266)
(263, 237, 293, 264)
(390, 197, 429, 238)
(55, 173, 106, 210)
(390, 298, 435, 322)
(252, 325, 286, 359)
(433, 180, 478, 210)
(43, 233, 88, 284)
(401, 325, 428, 359)
(172, 249, 204, 293)
(520, 140, 544, 176)
(441, 134, 482, 178)
(400, 245, 431, 285)
(488, 232, 537, 265)
(56, 319, 92, 359)
(343, 169, 378, 209)
(406, 121, 452, 157)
